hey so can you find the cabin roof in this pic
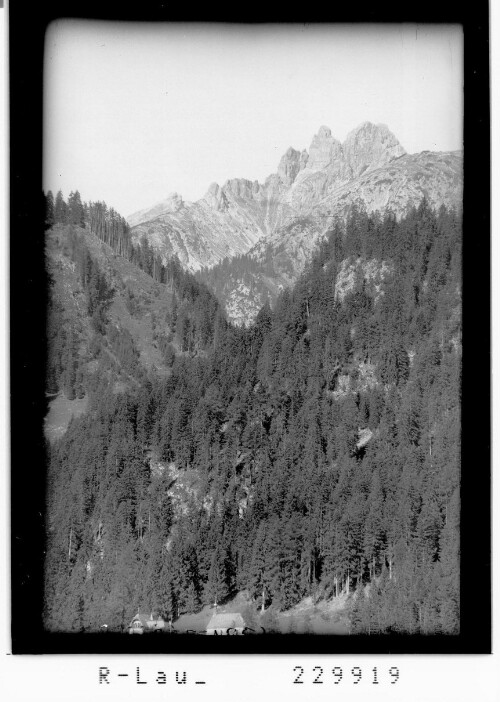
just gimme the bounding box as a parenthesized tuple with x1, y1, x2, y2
(129, 611, 160, 627)
(206, 612, 246, 630)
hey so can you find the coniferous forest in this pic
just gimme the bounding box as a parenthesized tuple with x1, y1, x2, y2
(43, 190, 461, 636)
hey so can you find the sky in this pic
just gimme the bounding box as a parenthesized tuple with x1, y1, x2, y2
(43, 22, 463, 217)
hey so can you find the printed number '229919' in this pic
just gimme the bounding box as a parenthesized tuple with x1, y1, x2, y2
(292, 666, 400, 685)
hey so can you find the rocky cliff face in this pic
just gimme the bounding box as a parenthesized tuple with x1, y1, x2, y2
(277, 147, 307, 186)
(343, 121, 407, 177)
(307, 125, 343, 171)
(128, 122, 462, 321)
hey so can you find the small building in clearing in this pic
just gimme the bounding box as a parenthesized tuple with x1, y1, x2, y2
(128, 611, 166, 634)
(206, 612, 246, 635)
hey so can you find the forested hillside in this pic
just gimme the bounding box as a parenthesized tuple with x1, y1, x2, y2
(44, 194, 461, 635)
(45, 190, 224, 402)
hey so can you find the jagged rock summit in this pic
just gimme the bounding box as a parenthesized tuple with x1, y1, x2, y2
(306, 124, 343, 171)
(279, 122, 406, 191)
(277, 147, 308, 186)
(343, 122, 407, 176)
(203, 182, 228, 212)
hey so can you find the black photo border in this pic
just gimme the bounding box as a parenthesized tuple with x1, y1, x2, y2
(9, 0, 491, 654)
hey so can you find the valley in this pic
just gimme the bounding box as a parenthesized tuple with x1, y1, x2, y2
(43, 189, 462, 637)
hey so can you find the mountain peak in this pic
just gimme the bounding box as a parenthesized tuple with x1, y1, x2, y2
(163, 191, 184, 212)
(204, 182, 228, 212)
(277, 146, 305, 186)
(350, 120, 383, 132)
(127, 191, 184, 226)
(317, 125, 332, 138)
(307, 126, 343, 171)
(343, 122, 406, 177)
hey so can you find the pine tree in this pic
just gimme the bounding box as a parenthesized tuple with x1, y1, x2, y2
(68, 190, 85, 227)
(45, 190, 55, 228)
(203, 545, 230, 606)
(54, 189, 68, 224)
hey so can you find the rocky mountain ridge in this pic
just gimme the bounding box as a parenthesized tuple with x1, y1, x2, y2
(128, 122, 462, 323)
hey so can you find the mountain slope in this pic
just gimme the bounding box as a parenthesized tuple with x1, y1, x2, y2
(251, 149, 463, 283)
(45, 203, 462, 635)
(44, 207, 227, 441)
(129, 188, 267, 271)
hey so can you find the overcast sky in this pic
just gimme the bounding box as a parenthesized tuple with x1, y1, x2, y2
(43, 22, 463, 217)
